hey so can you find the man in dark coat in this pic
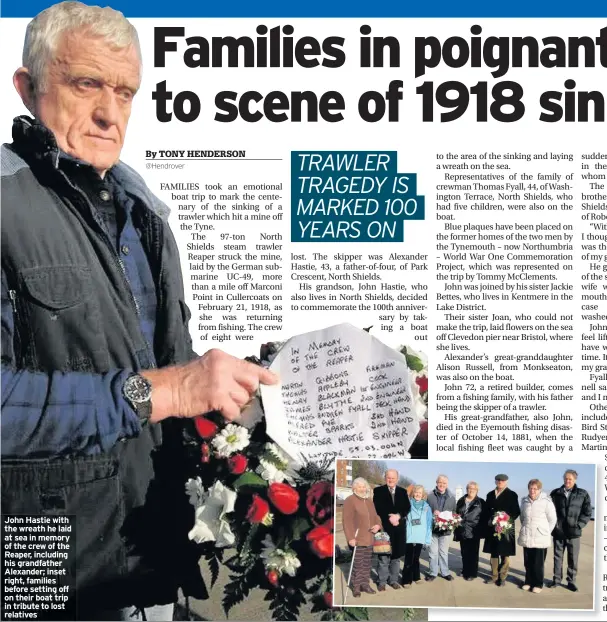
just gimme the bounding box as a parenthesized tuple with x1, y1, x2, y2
(373, 469, 411, 590)
(549, 469, 592, 592)
(482, 474, 520, 586)
(1, 3, 277, 619)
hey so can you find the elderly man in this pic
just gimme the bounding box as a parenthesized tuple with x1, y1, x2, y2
(373, 469, 411, 590)
(549, 470, 592, 592)
(483, 473, 520, 587)
(425, 474, 456, 581)
(1, 2, 276, 620)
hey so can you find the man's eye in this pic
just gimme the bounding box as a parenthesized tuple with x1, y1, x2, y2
(74, 78, 99, 90)
(118, 89, 134, 103)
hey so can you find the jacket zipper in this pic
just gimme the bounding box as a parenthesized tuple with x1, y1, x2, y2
(8, 289, 23, 360)
(58, 172, 156, 369)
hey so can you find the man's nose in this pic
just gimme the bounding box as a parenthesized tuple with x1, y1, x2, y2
(92, 86, 121, 129)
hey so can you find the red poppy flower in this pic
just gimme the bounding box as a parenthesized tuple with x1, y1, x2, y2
(415, 375, 428, 393)
(306, 522, 334, 558)
(306, 481, 334, 525)
(246, 494, 272, 525)
(228, 453, 248, 475)
(195, 417, 218, 439)
(268, 482, 299, 515)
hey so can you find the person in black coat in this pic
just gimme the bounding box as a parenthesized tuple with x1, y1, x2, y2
(482, 474, 520, 586)
(453, 481, 485, 581)
(373, 469, 411, 590)
(549, 469, 593, 591)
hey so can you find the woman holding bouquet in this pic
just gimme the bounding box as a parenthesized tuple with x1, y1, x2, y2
(453, 482, 485, 581)
(342, 478, 382, 598)
(403, 485, 433, 587)
(518, 479, 557, 593)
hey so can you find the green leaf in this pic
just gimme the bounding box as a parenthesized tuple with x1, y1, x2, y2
(404, 349, 424, 372)
(342, 607, 370, 621)
(222, 573, 250, 618)
(239, 523, 259, 563)
(233, 472, 268, 490)
(207, 553, 219, 588)
(291, 517, 312, 542)
(260, 450, 288, 470)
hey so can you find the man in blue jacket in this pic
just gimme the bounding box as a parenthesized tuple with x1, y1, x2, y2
(1, 2, 276, 619)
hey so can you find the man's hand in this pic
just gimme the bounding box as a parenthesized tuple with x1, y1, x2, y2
(142, 349, 278, 423)
(388, 514, 400, 527)
(370, 524, 381, 534)
(434, 510, 440, 517)
(349, 539, 357, 547)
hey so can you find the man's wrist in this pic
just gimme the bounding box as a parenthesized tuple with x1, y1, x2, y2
(140, 368, 179, 423)
(123, 373, 153, 425)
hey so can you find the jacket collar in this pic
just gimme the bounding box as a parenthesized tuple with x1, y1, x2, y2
(11, 116, 170, 221)
(434, 488, 451, 498)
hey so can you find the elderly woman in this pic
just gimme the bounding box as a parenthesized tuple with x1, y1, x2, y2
(453, 482, 485, 581)
(518, 479, 557, 593)
(403, 485, 433, 587)
(342, 478, 382, 597)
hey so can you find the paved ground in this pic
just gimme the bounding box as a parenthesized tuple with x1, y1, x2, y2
(333, 518, 595, 610)
(181, 556, 427, 621)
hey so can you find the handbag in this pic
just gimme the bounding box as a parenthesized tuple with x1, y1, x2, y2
(373, 531, 392, 554)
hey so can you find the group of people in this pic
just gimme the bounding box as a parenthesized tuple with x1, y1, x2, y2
(341, 469, 592, 598)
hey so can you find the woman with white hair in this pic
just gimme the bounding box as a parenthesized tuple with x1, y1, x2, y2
(518, 479, 557, 593)
(403, 485, 432, 587)
(342, 478, 382, 597)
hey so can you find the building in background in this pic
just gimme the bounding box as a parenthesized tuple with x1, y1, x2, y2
(336, 460, 353, 487)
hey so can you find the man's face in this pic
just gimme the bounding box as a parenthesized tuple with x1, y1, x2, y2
(436, 477, 448, 493)
(496, 478, 507, 491)
(385, 471, 398, 488)
(30, 30, 140, 175)
(564, 473, 576, 489)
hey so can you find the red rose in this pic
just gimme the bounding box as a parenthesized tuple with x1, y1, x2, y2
(306, 522, 334, 558)
(306, 481, 334, 525)
(195, 417, 218, 439)
(415, 375, 428, 394)
(323, 592, 333, 608)
(228, 453, 248, 475)
(268, 482, 299, 515)
(267, 570, 279, 587)
(246, 494, 272, 525)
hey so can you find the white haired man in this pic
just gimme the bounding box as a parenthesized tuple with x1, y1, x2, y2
(1, 3, 276, 620)
(549, 470, 592, 592)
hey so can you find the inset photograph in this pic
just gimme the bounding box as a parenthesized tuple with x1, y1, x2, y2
(333, 460, 595, 610)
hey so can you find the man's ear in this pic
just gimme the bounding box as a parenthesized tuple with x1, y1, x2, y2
(13, 68, 36, 115)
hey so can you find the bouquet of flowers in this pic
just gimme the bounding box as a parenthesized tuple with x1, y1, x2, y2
(372, 531, 392, 555)
(433, 511, 462, 533)
(183, 411, 335, 620)
(492, 511, 514, 540)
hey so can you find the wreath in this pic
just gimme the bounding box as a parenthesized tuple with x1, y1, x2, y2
(181, 340, 428, 620)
